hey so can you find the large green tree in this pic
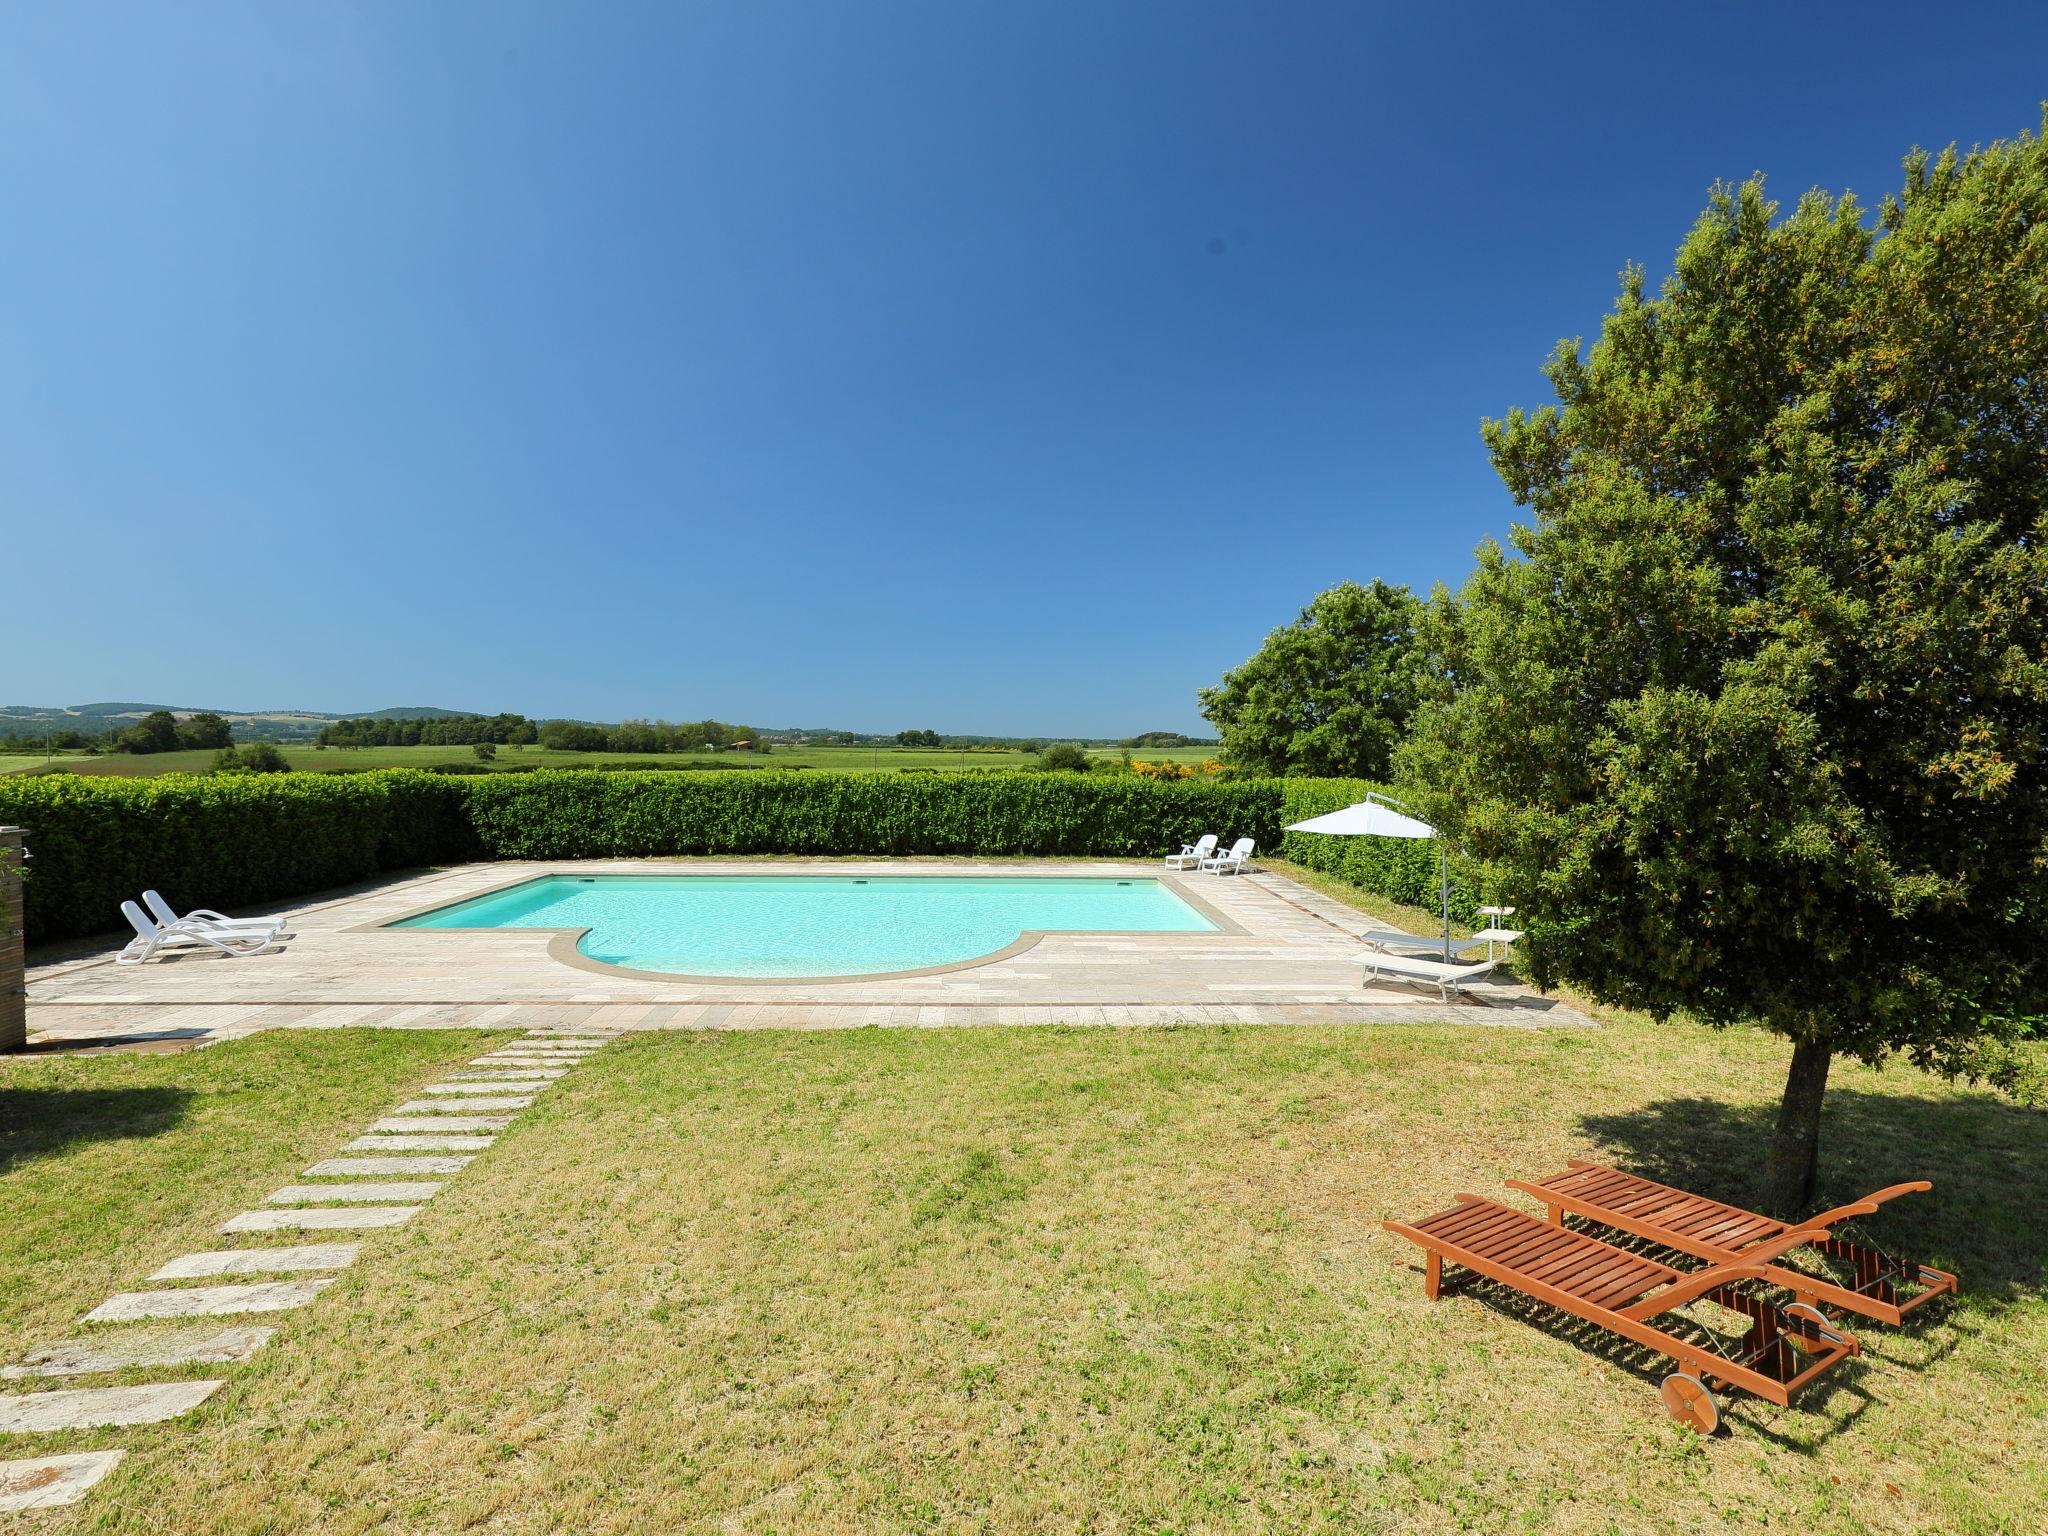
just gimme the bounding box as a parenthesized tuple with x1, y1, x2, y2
(1200, 579, 1424, 778)
(1403, 120, 2048, 1215)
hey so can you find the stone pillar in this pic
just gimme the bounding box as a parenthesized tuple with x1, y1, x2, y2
(0, 826, 24, 1053)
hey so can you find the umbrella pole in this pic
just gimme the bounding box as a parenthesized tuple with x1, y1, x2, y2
(1440, 843, 1450, 961)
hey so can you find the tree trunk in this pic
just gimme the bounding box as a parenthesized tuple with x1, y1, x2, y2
(1761, 1040, 1832, 1219)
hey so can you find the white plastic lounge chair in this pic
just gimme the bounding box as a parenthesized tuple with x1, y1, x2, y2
(1164, 834, 1218, 871)
(1201, 838, 1255, 875)
(1358, 927, 1481, 955)
(1359, 950, 1496, 1001)
(116, 901, 279, 965)
(143, 889, 289, 938)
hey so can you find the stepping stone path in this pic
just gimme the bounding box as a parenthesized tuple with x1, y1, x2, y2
(0, 1028, 621, 1510)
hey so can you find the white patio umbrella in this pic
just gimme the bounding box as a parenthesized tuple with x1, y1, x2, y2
(1284, 790, 1454, 959)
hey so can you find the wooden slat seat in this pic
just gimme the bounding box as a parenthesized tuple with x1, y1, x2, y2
(1508, 1160, 1959, 1327)
(1411, 1198, 1671, 1307)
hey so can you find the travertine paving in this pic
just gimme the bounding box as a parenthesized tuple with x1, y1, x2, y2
(1, 1028, 620, 1512)
(25, 860, 1597, 1044)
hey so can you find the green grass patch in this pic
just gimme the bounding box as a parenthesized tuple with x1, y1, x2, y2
(2, 1020, 2040, 1533)
(0, 1030, 509, 1345)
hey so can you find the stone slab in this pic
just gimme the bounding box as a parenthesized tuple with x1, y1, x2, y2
(0, 1379, 224, 1431)
(86, 1279, 333, 1320)
(451, 1068, 566, 1081)
(468, 1056, 579, 1066)
(346, 1133, 494, 1151)
(368, 1116, 513, 1133)
(149, 1245, 360, 1279)
(417, 1080, 552, 1094)
(305, 1155, 471, 1176)
(5, 1326, 275, 1379)
(266, 1181, 442, 1204)
(392, 1097, 531, 1114)
(221, 1207, 417, 1233)
(0, 1452, 126, 1512)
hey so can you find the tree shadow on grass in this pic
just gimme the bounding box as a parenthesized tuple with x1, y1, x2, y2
(1577, 1089, 2048, 1309)
(0, 1086, 192, 1175)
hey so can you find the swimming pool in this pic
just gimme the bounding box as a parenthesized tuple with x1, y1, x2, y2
(390, 874, 1219, 979)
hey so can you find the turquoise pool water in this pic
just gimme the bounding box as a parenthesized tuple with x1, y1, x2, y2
(393, 874, 1216, 978)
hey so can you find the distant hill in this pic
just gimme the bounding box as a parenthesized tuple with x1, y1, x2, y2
(0, 703, 476, 743)
(336, 707, 473, 722)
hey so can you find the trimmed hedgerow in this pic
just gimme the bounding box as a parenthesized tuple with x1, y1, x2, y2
(0, 770, 1282, 944)
(1277, 778, 1484, 926)
(0, 770, 476, 944)
(459, 771, 1281, 860)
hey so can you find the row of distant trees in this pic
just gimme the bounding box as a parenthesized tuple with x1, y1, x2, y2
(316, 714, 771, 754)
(317, 713, 539, 747)
(118, 710, 234, 754)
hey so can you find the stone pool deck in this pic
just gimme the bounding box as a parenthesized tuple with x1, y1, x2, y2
(24, 859, 1594, 1046)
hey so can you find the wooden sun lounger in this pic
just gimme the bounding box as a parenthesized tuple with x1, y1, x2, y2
(1385, 1194, 1860, 1433)
(1506, 1160, 1957, 1326)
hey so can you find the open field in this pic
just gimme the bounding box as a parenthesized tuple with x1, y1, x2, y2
(0, 743, 1218, 779)
(2, 1017, 2040, 1535)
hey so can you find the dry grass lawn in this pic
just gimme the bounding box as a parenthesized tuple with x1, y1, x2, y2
(2, 1018, 2043, 1534)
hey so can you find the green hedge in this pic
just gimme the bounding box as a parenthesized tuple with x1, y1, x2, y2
(1277, 778, 1484, 925)
(0, 771, 477, 944)
(460, 771, 1278, 860)
(0, 770, 1282, 944)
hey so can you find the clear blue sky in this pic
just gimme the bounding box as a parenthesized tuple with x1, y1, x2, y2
(6, 3, 2044, 734)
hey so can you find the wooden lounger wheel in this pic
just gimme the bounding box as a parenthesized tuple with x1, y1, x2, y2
(1780, 1301, 1832, 1353)
(1660, 1373, 1720, 1434)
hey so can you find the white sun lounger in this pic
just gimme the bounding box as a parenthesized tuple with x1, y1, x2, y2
(143, 889, 290, 938)
(1359, 950, 1496, 1002)
(1201, 837, 1255, 875)
(116, 901, 281, 965)
(1164, 834, 1217, 871)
